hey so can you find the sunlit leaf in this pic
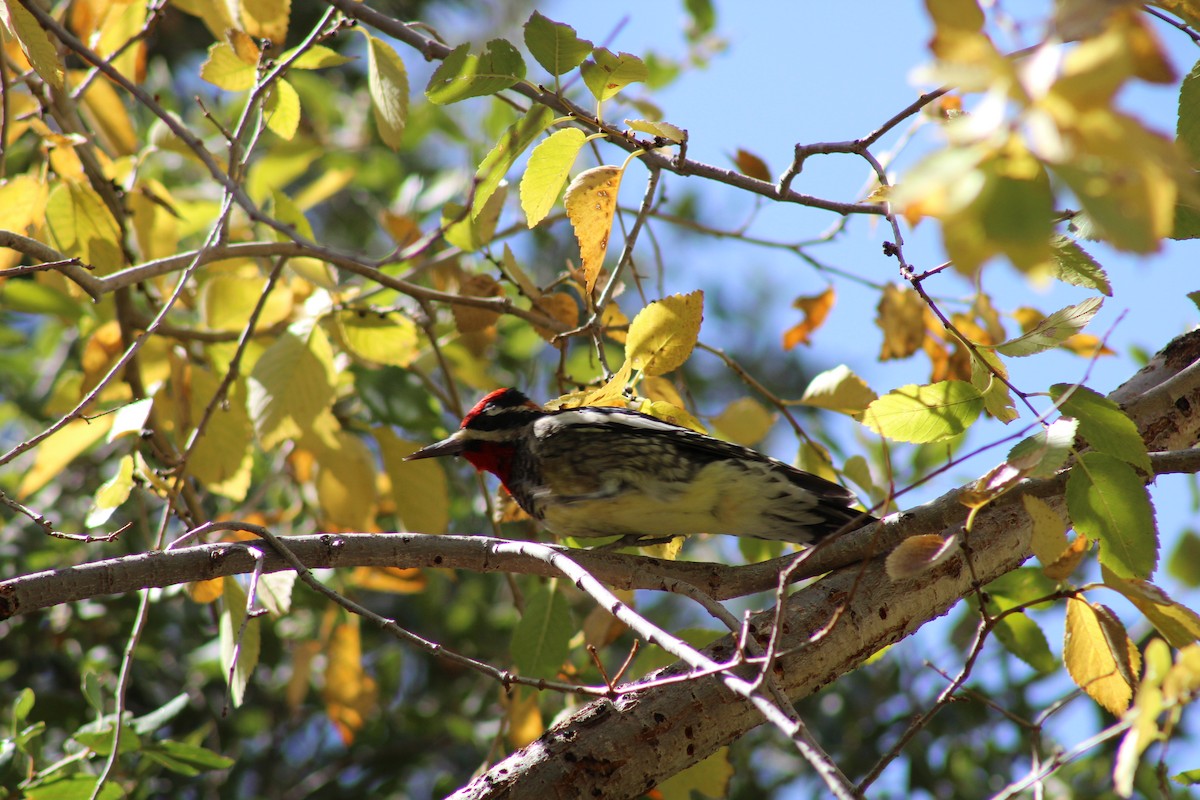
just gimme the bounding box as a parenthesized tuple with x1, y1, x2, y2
(711, 397, 773, 447)
(425, 39, 525, 105)
(523, 11, 593, 76)
(885, 534, 959, 579)
(247, 329, 337, 450)
(580, 48, 648, 102)
(0, 0, 63, 89)
(1051, 384, 1150, 472)
(625, 291, 704, 376)
(861, 380, 984, 443)
(85, 455, 135, 528)
(564, 165, 624, 294)
(1064, 598, 1140, 715)
(200, 42, 256, 91)
(521, 127, 588, 227)
(475, 106, 554, 218)
(219, 579, 261, 708)
(799, 365, 877, 417)
(625, 118, 686, 143)
(993, 297, 1104, 357)
(376, 429, 450, 535)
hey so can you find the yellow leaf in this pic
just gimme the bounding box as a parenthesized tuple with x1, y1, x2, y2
(316, 430, 378, 531)
(530, 292, 580, 342)
(80, 320, 125, 397)
(582, 359, 633, 407)
(335, 310, 420, 367)
(186, 368, 254, 501)
(639, 375, 685, 408)
(241, 0, 289, 45)
(187, 577, 225, 604)
(94, 1, 146, 83)
(885, 534, 960, 579)
(452, 273, 504, 334)
(625, 291, 704, 376)
(800, 364, 878, 417)
(564, 165, 624, 296)
(657, 747, 734, 800)
(364, 32, 409, 150)
(265, 78, 300, 140)
(85, 454, 135, 528)
(782, 286, 835, 349)
(350, 566, 428, 594)
(129, 180, 180, 262)
(711, 397, 773, 447)
(44, 181, 125, 273)
(504, 685, 544, 750)
(1065, 598, 1140, 715)
(876, 284, 926, 360)
(376, 428, 450, 534)
(77, 71, 138, 155)
(201, 273, 293, 332)
(0, 0, 63, 89)
(323, 620, 378, 745)
(200, 42, 257, 91)
(600, 302, 629, 344)
(1024, 494, 1066, 559)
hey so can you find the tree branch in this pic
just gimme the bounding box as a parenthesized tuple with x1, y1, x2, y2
(445, 329, 1200, 799)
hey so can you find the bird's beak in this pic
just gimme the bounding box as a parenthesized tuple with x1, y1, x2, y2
(404, 430, 466, 461)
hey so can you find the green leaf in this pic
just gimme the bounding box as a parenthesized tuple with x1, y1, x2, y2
(443, 185, 505, 252)
(1050, 384, 1150, 472)
(473, 105, 554, 218)
(523, 11, 593, 76)
(1007, 417, 1078, 478)
(85, 454, 135, 528)
(861, 380, 984, 443)
(520, 127, 587, 227)
(24, 775, 124, 800)
(264, 78, 300, 140)
(1178, 58, 1200, 165)
(684, 0, 717, 37)
(1168, 530, 1200, 586)
(200, 42, 256, 91)
(1066, 452, 1158, 580)
(147, 740, 235, 774)
(425, 40, 525, 105)
(247, 329, 336, 450)
(334, 310, 419, 367)
(1173, 768, 1200, 786)
(510, 583, 572, 679)
(130, 692, 190, 735)
(993, 297, 1103, 357)
(13, 687, 35, 722)
(219, 578, 261, 708)
(285, 44, 352, 70)
(365, 33, 409, 149)
(992, 612, 1057, 673)
(0, 0, 64, 90)
(1050, 236, 1112, 296)
(580, 48, 648, 102)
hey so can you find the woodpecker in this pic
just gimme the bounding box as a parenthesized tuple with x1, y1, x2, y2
(406, 388, 875, 545)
